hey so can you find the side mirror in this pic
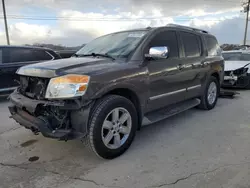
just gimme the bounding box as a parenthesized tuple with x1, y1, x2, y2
(145, 46, 169, 59)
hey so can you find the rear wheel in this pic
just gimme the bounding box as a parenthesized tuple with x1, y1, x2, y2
(87, 95, 138, 159)
(198, 76, 219, 110)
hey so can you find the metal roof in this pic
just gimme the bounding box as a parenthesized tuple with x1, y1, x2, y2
(0, 45, 53, 51)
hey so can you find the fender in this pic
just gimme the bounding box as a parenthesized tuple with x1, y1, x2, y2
(90, 82, 148, 110)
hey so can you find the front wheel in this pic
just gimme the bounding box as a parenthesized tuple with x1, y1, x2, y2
(87, 95, 138, 159)
(198, 76, 219, 110)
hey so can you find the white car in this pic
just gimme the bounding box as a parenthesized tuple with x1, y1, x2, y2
(222, 50, 250, 88)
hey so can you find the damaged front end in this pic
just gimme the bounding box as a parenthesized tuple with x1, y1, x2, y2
(8, 76, 93, 141)
(223, 67, 250, 88)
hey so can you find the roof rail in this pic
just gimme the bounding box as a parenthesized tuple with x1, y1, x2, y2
(167, 24, 209, 34)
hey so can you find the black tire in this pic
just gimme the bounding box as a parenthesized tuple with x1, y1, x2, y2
(87, 95, 138, 159)
(198, 76, 219, 110)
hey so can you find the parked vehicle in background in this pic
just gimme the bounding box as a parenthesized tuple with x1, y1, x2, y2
(8, 24, 224, 159)
(55, 50, 77, 58)
(222, 50, 250, 88)
(0, 46, 61, 95)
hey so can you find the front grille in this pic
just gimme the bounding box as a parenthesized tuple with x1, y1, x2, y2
(19, 76, 50, 100)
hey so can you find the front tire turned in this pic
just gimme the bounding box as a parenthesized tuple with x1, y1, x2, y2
(87, 95, 138, 159)
(198, 76, 219, 110)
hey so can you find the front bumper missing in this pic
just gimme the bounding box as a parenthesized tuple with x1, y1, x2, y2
(8, 90, 90, 140)
(222, 74, 250, 88)
(9, 105, 74, 139)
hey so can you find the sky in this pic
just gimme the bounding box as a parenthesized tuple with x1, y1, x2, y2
(0, 0, 245, 46)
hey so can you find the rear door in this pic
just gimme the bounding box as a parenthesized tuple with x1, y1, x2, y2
(178, 31, 204, 99)
(204, 36, 223, 82)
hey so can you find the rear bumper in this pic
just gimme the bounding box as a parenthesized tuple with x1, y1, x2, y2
(8, 90, 91, 140)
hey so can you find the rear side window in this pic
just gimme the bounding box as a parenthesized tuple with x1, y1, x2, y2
(149, 31, 179, 58)
(241, 53, 250, 61)
(180, 32, 201, 57)
(33, 50, 53, 60)
(4, 48, 53, 63)
(205, 36, 221, 56)
(7, 48, 36, 63)
(0, 49, 2, 63)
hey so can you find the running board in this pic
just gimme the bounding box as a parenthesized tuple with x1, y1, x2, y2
(142, 98, 201, 126)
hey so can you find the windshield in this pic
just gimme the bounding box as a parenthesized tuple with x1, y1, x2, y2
(222, 52, 250, 61)
(76, 30, 148, 59)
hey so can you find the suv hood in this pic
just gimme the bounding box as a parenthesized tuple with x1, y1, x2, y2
(225, 60, 250, 71)
(17, 57, 122, 78)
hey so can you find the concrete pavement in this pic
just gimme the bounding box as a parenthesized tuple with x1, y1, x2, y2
(1, 91, 250, 188)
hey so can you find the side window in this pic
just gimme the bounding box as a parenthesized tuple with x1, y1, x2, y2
(241, 53, 250, 61)
(0, 49, 2, 63)
(149, 31, 179, 58)
(205, 36, 221, 56)
(7, 48, 36, 63)
(4, 49, 53, 63)
(33, 50, 53, 61)
(180, 32, 201, 57)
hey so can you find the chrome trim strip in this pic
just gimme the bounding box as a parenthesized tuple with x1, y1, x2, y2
(45, 51, 55, 60)
(150, 88, 186, 100)
(0, 87, 17, 92)
(187, 85, 201, 90)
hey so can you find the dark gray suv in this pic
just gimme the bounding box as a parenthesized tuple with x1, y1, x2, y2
(8, 24, 224, 159)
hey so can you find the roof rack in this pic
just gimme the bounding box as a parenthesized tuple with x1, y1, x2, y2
(167, 24, 209, 34)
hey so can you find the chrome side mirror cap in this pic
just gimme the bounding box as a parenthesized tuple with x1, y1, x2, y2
(145, 46, 169, 59)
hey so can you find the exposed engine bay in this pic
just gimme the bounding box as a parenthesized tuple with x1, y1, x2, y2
(19, 76, 49, 100)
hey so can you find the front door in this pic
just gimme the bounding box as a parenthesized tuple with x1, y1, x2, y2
(145, 30, 188, 112)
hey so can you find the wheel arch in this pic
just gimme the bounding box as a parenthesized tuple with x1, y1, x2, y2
(211, 72, 220, 83)
(104, 88, 143, 130)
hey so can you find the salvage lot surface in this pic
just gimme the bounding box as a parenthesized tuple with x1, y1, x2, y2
(1, 91, 250, 188)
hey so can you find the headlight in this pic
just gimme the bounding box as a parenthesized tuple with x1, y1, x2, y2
(45, 74, 90, 99)
(233, 67, 248, 75)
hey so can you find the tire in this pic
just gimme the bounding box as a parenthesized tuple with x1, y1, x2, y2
(87, 95, 138, 159)
(198, 76, 219, 110)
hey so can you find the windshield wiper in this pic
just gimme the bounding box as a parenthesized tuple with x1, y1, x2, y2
(78, 53, 115, 60)
(72, 54, 79, 57)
